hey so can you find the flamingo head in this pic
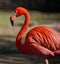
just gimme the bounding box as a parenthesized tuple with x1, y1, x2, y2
(10, 7, 26, 26)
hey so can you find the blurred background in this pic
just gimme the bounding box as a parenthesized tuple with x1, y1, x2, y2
(0, 0, 60, 64)
(0, 0, 60, 12)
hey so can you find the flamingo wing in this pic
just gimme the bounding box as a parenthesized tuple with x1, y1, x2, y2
(25, 26, 60, 57)
(27, 36, 54, 58)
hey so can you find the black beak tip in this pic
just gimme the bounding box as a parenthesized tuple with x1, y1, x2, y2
(10, 17, 14, 26)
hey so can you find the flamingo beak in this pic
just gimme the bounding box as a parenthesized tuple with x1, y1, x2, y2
(10, 12, 16, 26)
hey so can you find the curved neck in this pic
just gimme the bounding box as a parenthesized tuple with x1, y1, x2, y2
(16, 10, 30, 41)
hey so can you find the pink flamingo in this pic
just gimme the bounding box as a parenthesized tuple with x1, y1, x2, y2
(10, 7, 60, 64)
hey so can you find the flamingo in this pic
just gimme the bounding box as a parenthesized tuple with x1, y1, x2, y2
(10, 7, 60, 64)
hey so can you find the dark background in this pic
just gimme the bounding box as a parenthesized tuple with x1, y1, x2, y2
(0, 0, 60, 12)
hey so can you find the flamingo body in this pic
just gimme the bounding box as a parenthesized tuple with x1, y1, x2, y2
(10, 7, 60, 64)
(16, 26, 60, 56)
(26, 26, 60, 50)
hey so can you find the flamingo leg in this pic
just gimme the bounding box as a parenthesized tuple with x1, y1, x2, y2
(45, 59, 49, 64)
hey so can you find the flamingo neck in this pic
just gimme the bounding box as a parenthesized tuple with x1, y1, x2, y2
(17, 11, 30, 40)
(16, 10, 30, 51)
